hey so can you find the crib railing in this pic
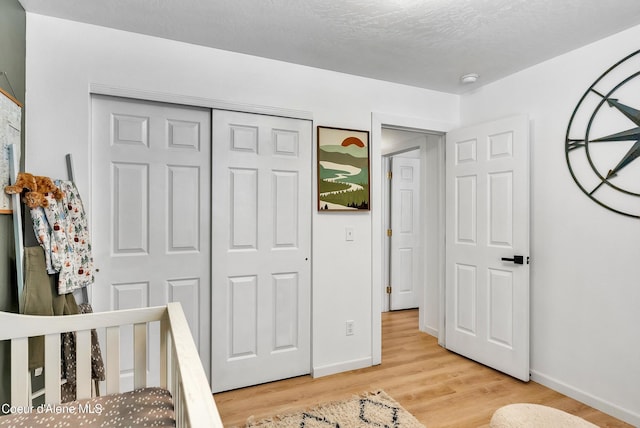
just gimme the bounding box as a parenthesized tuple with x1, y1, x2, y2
(0, 302, 223, 427)
(165, 302, 223, 427)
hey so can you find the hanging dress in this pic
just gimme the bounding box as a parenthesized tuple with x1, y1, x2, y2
(30, 180, 94, 294)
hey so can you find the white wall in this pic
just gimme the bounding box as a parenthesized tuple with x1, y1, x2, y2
(461, 26, 640, 426)
(23, 14, 459, 378)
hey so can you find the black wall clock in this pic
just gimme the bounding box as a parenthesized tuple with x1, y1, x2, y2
(565, 49, 640, 218)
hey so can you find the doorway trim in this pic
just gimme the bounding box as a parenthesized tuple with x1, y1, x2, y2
(371, 112, 454, 364)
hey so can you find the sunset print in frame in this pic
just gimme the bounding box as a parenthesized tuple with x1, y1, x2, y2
(317, 126, 370, 211)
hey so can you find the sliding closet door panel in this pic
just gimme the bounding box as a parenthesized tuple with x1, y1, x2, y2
(211, 110, 312, 393)
(92, 95, 211, 390)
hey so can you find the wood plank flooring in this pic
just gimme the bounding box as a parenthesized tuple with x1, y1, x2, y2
(213, 309, 632, 427)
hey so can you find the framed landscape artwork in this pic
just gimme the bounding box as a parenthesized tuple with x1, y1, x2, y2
(317, 126, 370, 211)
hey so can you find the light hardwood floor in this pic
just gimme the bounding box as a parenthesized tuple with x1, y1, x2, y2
(213, 309, 632, 427)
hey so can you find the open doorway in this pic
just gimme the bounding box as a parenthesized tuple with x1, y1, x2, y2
(381, 126, 444, 338)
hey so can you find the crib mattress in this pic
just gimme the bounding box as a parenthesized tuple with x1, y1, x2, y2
(0, 387, 175, 427)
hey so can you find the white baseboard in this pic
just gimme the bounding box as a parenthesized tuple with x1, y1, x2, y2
(312, 357, 373, 378)
(530, 370, 640, 427)
(420, 324, 438, 338)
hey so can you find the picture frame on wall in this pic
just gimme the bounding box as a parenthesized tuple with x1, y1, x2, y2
(317, 126, 370, 211)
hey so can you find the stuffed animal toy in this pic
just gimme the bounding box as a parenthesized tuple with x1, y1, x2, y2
(34, 175, 64, 200)
(4, 172, 37, 195)
(4, 172, 64, 208)
(23, 191, 47, 209)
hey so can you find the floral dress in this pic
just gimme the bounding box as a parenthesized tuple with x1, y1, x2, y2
(30, 180, 95, 294)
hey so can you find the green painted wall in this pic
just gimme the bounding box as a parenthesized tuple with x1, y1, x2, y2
(0, 0, 25, 409)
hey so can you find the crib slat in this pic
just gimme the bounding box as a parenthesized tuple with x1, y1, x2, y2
(134, 322, 147, 388)
(178, 385, 185, 427)
(44, 333, 61, 404)
(76, 330, 92, 399)
(10, 337, 29, 409)
(160, 315, 168, 389)
(175, 365, 183, 427)
(106, 326, 120, 394)
(170, 345, 177, 402)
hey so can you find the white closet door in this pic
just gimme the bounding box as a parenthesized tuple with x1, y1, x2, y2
(210, 110, 312, 392)
(92, 95, 211, 390)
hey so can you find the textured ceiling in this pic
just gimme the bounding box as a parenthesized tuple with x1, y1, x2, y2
(18, 0, 640, 94)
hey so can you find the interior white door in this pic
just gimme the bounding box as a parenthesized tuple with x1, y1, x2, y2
(211, 110, 312, 392)
(445, 114, 530, 381)
(91, 95, 211, 390)
(390, 154, 421, 310)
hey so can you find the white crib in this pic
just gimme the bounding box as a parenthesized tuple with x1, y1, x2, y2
(0, 302, 224, 427)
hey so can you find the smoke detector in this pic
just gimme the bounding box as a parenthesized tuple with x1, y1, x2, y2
(460, 73, 479, 84)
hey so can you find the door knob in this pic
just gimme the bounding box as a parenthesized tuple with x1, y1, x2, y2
(501, 255, 524, 264)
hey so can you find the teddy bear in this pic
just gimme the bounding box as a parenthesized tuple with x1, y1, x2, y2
(22, 191, 47, 209)
(33, 175, 64, 200)
(4, 171, 37, 195)
(4, 172, 64, 208)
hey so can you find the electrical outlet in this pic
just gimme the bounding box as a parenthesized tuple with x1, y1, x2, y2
(346, 320, 354, 336)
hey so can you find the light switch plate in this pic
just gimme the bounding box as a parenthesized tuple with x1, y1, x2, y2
(345, 227, 354, 241)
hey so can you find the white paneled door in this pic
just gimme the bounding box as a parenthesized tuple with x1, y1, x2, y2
(91, 95, 211, 390)
(445, 115, 530, 381)
(211, 110, 312, 393)
(390, 155, 421, 310)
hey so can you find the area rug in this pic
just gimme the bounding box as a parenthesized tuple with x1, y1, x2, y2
(244, 390, 425, 427)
